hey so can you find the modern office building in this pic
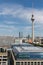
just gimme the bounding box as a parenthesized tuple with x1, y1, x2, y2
(10, 43, 43, 65)
(0, 47, 8, 65)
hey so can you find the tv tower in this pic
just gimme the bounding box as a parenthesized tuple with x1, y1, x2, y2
(31, 2, 35, 43)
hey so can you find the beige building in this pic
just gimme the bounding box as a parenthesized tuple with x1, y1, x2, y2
(11, 50, 43, 65)
(0, 47, 8, 65)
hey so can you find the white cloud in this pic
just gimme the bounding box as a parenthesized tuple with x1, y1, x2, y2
(0, 24, 17, 31)
(24, 26, 31, 30)
(0, 4, 43, 36)
(4, 21, 19, 25)
(0, 4, 43, 24)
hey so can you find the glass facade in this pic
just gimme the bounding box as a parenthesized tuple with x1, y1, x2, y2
(15, 52, 43, 60)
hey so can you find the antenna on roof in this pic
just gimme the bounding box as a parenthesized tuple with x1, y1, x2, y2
(32, 1, 34, 15)
(31, 1, 35, 43)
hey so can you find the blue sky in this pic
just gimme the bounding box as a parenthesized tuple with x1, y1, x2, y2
(0, 0, 43, 37)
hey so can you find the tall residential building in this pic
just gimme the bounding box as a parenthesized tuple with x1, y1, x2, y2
(19, 32, 23, 38)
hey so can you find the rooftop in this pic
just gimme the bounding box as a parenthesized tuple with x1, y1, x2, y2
(11, 43, 33, 47)
(12, 43, 43, 52)
(12, 43, 43, 60)
(13, 46, 43, 52)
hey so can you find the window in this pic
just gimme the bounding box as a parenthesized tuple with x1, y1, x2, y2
(0, 59, 1, 61)
(41, 62, 43, 65)
(0, 56, 2, 58)
(31, 62, 33, 65)
(3, 59, 7, 61)
(38, 62, 40, 65)
(25, 62, 27, 65)
(2, 62, 6, 65)
(28, 62, 30, 65)
(34, 62, 36, 65)
(0, 62, 1, 65)
(3, 56, 7, 58)
(21, 62, 23, 65)
(16, 62, 20, 65)
(0, 48, 4, 52)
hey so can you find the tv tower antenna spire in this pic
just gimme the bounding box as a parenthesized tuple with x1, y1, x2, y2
(31, 1, 35, 43)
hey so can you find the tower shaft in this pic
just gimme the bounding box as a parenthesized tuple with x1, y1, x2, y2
(32, 21, 34, 43)
(31, 14, 35, 43)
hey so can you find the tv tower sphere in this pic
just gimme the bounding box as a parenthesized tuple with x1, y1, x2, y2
(31, 14, 35, 43)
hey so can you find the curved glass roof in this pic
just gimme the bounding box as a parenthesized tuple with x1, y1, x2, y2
(11, 43, 33, 48)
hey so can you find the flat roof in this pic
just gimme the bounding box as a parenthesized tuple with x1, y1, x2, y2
(13, 46, 43, 52)
(11, 43, 33, 48)
(12, 43, 43, 60)
(12, 43, 43, 52)
(11, 43, 31, 45)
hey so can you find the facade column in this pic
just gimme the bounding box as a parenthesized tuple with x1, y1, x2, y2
(27, 62, 28, 65)
(40, 62, 41, 65)
(14, 61, 16, 65)
(30, 62, 31, 65)
(36, 62, 37, 65)
(1, 62, 2, 65)
(20, 62, 21, 65)
(6, 61, 8, 65)
(23, 62, 25, 65)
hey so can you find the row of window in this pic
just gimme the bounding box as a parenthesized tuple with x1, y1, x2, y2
(0, 62, 7, 65)
(16, 62, 43, 65)
(0, 59, 7, 61)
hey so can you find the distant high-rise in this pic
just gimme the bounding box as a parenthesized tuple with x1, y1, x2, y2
(19, 32, 23, 38)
